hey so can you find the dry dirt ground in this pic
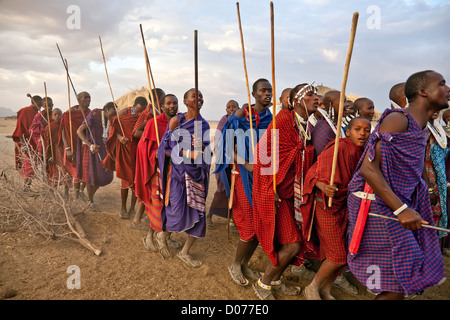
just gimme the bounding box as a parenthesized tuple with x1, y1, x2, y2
(0, 116, 449, 301)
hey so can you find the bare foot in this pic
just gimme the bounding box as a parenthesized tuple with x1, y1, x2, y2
(155, 232, 171, 259)
(303, 285, 322, 300)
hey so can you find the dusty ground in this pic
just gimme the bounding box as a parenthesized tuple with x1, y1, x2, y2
(0, 116, 448, 301)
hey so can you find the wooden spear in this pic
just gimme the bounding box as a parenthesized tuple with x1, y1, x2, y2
(236, 2, 255, 154)
(98, 35, 125, 137)
(139, 25, 162, 115)
(368, 212, 450, 233)
(328, 12, 359, 207)
(64, 59, 74, 153)
(139, 24, 160, 146)
(194, 30, 199, 141)
(43, 82, 54, 162)
(270, 1, 277, 208)
(227, 146, 237, 241)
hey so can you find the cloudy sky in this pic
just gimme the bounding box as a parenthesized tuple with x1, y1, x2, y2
(0, 0, 448, 120)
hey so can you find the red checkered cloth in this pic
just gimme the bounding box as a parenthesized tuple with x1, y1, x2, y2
(58, 106, 91, 179)
(232, 164, 257, 242)
(12, 105, 38, 171)
(253, 109, 315, 267)
(42, 121, 69, 187)
(145, 168, 164, 232)
(103, 107, 140, 185)
(301, 138, 363, 264)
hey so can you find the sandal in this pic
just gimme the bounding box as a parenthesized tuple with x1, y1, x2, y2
(119, 209, 129, 219)
(130, 221, 148, 231)
(142, 235, 158, 252)
(252, 279, 275, 300)
(228, 265, 249, 287)
(242, 268, 262, 281)
(155, 232, 171, 259)
(177, 252, 202, 268)
(88, 202, 100, 213)
(271, 280, 302, 296)
(167, 238, 183, 249)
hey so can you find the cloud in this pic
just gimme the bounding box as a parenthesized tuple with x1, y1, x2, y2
(322, 49, 340, 62)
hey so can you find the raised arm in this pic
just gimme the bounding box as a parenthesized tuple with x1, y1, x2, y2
(360, 112, 428, 230)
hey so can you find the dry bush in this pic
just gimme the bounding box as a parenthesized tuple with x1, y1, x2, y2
(0, 137, 101, 255)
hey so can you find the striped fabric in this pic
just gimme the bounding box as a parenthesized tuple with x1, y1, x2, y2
(80, 144, 90, 184)
(294, 177, 303, 222)
(347, 108, 445, 295)
(185, 172, 206, 212)
(145, 168, 164, 232)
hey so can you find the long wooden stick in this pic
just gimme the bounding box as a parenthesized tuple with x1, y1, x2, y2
(228, 152, 237, 241)
(194, 30, 199, 121)
(139, 24, 160, 146)
(194, 30, 199, 140)
(64, 59, 74, 153)
(328, 12, 359, 207)
(139, 25, 162, 115)
(368, 212, 450, 233)
(270, 2, 277, 202)
(307, 199, 317, 241)
(43, 82, 54, 162)
(236, 2, 255, 154)
(98, 36, 125, 137)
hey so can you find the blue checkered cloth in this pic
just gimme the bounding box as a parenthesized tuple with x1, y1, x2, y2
(347, 108, 445, 295)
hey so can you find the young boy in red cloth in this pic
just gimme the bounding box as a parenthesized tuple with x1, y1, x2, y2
(301, 117, 371, 300)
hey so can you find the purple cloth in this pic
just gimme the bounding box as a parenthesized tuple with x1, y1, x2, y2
(310, 117, 336, 162)
(158, 113, 211, 238)
(76, 109, 113, 187)
(347, 108, 445, 295)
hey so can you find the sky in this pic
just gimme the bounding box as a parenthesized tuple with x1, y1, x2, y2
(0, 0, 449, 121)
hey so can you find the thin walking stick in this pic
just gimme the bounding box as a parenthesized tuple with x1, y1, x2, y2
(43, 82, 54, 162)
(194, 30, 199, 128)
(227, 146, 238, 241)
(98, 35, 125, 137)
(270, 1, 277, 208)
(139, 24, 160, 146)
(328, 12, 359, 207)
(368, 212, 450, 233)
(236, 2, 255, 154)
(64, 59, 74, 153)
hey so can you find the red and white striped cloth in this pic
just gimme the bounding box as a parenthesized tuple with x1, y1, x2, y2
(185, 172, 206, 212)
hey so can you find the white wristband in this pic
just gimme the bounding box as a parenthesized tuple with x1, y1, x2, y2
(393, 203, 408, 216)
(186, 149, 191, 159)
